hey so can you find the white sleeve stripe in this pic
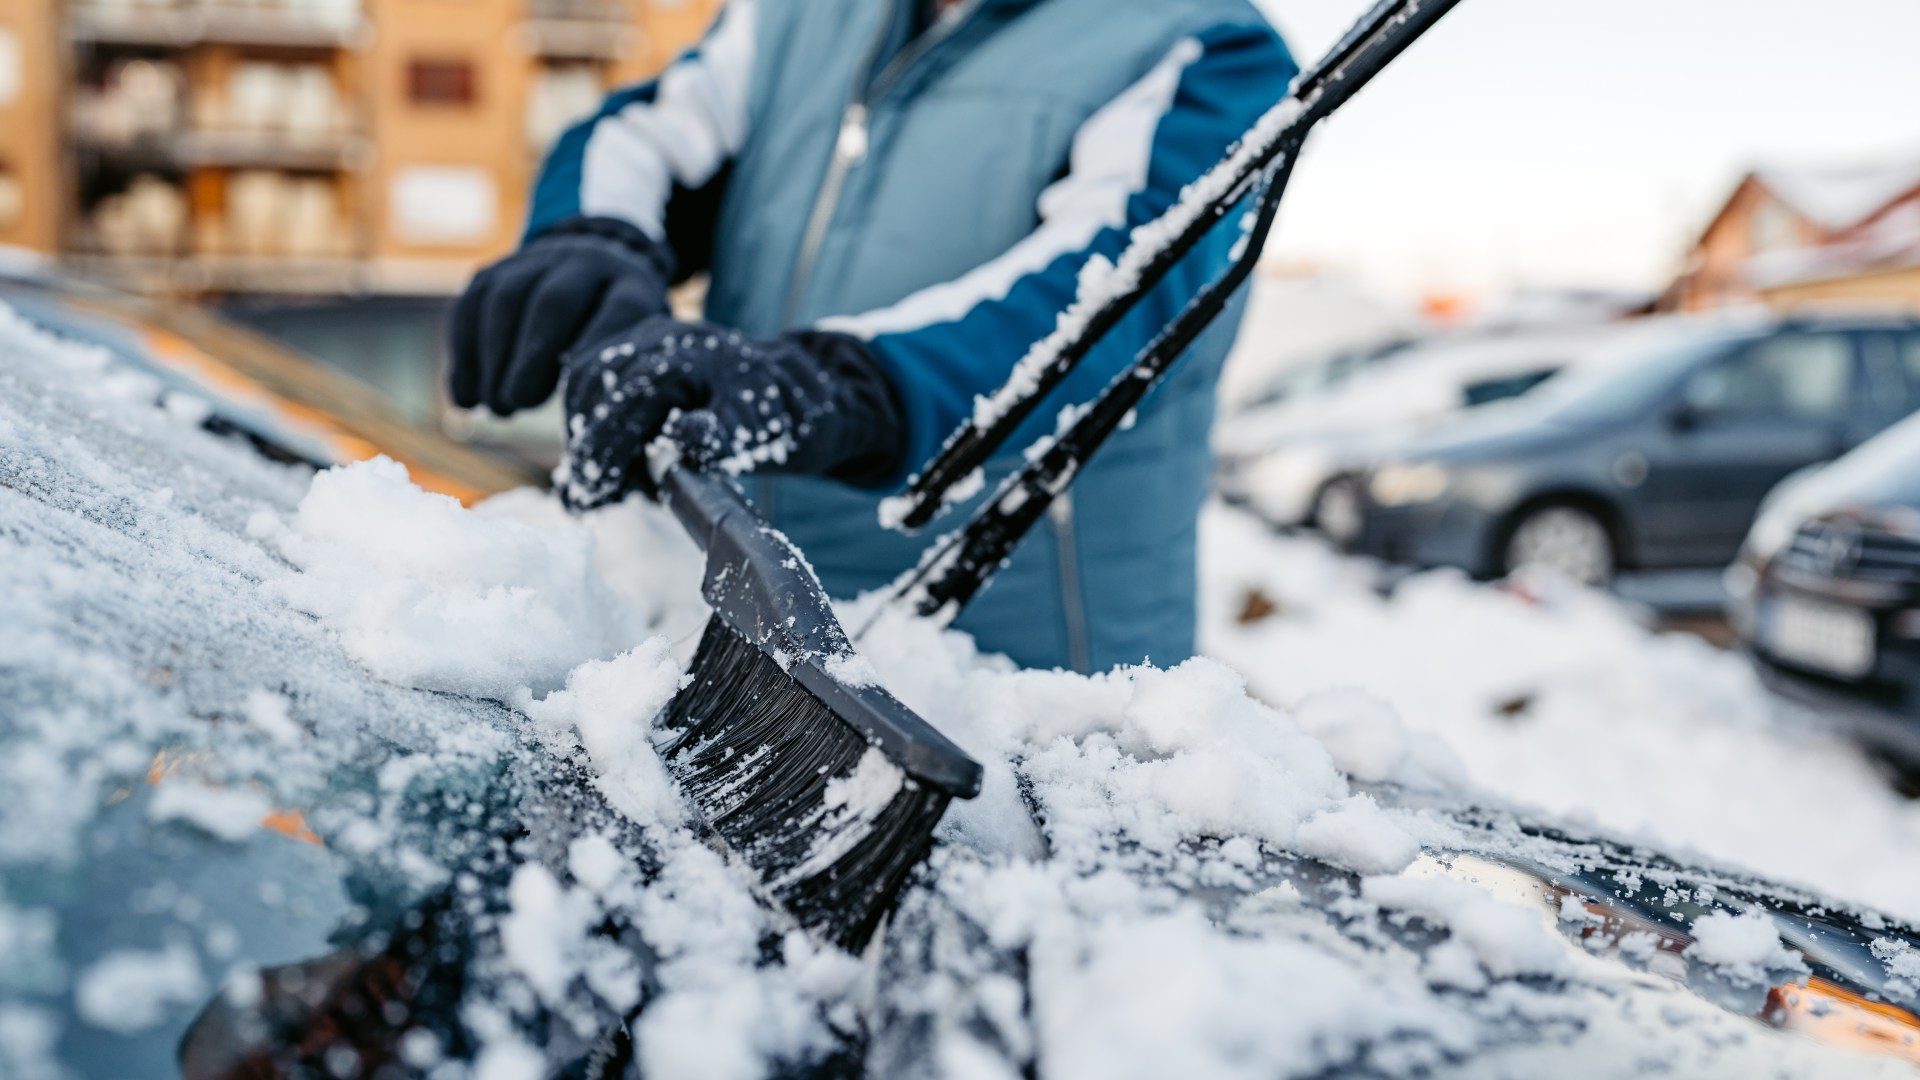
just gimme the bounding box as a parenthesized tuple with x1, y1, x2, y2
(580, 0, 758, 238)
(818, 36, 1204, 340)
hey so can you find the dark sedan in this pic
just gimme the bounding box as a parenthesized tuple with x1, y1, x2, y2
(1352, 314, 1920, 585)
(1729, 414, 1920, 764)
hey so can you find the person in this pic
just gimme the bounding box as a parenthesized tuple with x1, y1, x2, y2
(448, 0, 1295, 673)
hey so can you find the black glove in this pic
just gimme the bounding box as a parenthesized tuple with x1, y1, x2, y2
(558, 316, 907, 510)
(447, 217, 672, 416)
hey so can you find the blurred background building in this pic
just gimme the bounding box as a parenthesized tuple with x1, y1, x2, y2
(1664, 152, 1920, 315)
(2, 0, 1917, 456)
(0, 0, 719, 430)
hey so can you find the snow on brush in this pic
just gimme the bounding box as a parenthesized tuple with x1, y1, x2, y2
(1200, 502, 1920, 923)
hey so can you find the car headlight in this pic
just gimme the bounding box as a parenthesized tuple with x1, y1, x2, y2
(1370, 462, 1451, 508)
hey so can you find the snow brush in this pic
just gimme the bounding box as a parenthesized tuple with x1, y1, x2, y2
(881, 0, 1463, 619)
(653, 461, 984, 951)
(643, 0, 1453, 954)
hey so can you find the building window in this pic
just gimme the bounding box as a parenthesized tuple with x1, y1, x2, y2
(0, 166, 21, 231)
(390, 165, 496, 245)
(0, 29, 21, 107)
(407, 59, 477, 106)
(1749, 199, 1798, 253)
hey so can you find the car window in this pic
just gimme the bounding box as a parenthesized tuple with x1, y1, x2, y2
(1462, 367, 1558, 407)
(1530, 324, 1753, 424)
(1682, 332, 1852, 421)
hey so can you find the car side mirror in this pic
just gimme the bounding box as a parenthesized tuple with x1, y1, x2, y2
(1666, 401, 1704, 433)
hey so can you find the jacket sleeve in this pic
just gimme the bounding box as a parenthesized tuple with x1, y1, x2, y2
(523, 0, 758, 272)
(817, 20, 1297, 488)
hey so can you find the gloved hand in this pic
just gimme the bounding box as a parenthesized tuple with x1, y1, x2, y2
(447, 217, 672, 416)
(558, 316, 907, 511)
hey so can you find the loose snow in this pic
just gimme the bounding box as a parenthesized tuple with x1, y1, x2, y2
(240, 688, 304, 744)
(1873, 937, 1920, 997)
(147, 781, 272, 843)
(74, 943, 206, 1035)
(1362, 875, 1571, 983)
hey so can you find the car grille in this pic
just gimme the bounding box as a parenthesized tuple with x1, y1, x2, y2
(1781, 519, 1920, 584)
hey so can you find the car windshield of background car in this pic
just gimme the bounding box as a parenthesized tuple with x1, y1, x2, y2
(1535, 334, 1737, 425)
(1682, 333, 1852, 422)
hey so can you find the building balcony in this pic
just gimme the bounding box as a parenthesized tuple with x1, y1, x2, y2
(69, 2, 369, 51)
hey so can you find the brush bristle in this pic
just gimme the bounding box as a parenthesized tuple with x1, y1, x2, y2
(663, 618, 952, 951)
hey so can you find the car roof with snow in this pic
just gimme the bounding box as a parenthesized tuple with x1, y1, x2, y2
(7, 286, 1920, 1078)
(1215, 321, 1642, 458)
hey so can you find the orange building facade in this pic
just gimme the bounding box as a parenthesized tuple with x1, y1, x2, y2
(0, 0, 720, 297)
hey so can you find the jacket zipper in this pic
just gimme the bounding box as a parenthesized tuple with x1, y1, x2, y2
(780, 0, 984, 326)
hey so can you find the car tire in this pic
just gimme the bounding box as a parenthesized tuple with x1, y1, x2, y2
(1314, 475, 1365, 546)
(1502, 504, 1614, 587)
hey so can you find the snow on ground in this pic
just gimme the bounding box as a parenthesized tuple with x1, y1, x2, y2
(1199, 502, 1920, 923)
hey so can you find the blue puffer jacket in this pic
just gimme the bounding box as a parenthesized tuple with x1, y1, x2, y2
(528, 0, 1295, 673)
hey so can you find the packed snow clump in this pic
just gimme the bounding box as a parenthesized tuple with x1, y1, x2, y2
(252, 456, 662, 699)
(1685, 910, 1806, 985)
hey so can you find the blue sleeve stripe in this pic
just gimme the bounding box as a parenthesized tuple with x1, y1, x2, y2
(822, 22, 1299, 490)
(526, 82, 659, 240)
(524, 0, 757, 242)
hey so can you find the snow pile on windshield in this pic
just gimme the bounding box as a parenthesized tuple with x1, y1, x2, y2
(251, 457, 695, 699)
(255, 459, 1506, 1074)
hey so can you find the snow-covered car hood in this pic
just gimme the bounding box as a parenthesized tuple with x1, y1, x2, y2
(7, 297, 1920, 1079)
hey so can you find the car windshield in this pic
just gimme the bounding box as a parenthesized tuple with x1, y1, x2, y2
(1530, 325, 1751, 424)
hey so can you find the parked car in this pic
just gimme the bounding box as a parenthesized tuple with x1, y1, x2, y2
(1216, 323, 1632, 540)
(1213, 270, 1422, 413)
(13, 278, 1920, 1076)
(1351, 313, 1920, 585)
(1728, 411, 1920, 765)
(1230, 337, 1417, 412)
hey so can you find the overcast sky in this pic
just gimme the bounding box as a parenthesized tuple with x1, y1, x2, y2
(1248, 0, 1920, 306)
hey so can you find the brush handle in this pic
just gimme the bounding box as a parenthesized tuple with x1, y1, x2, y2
(887, 0, 1465, 532)
(894, 160, 1293, 623)
(660, 466, 985, 797)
